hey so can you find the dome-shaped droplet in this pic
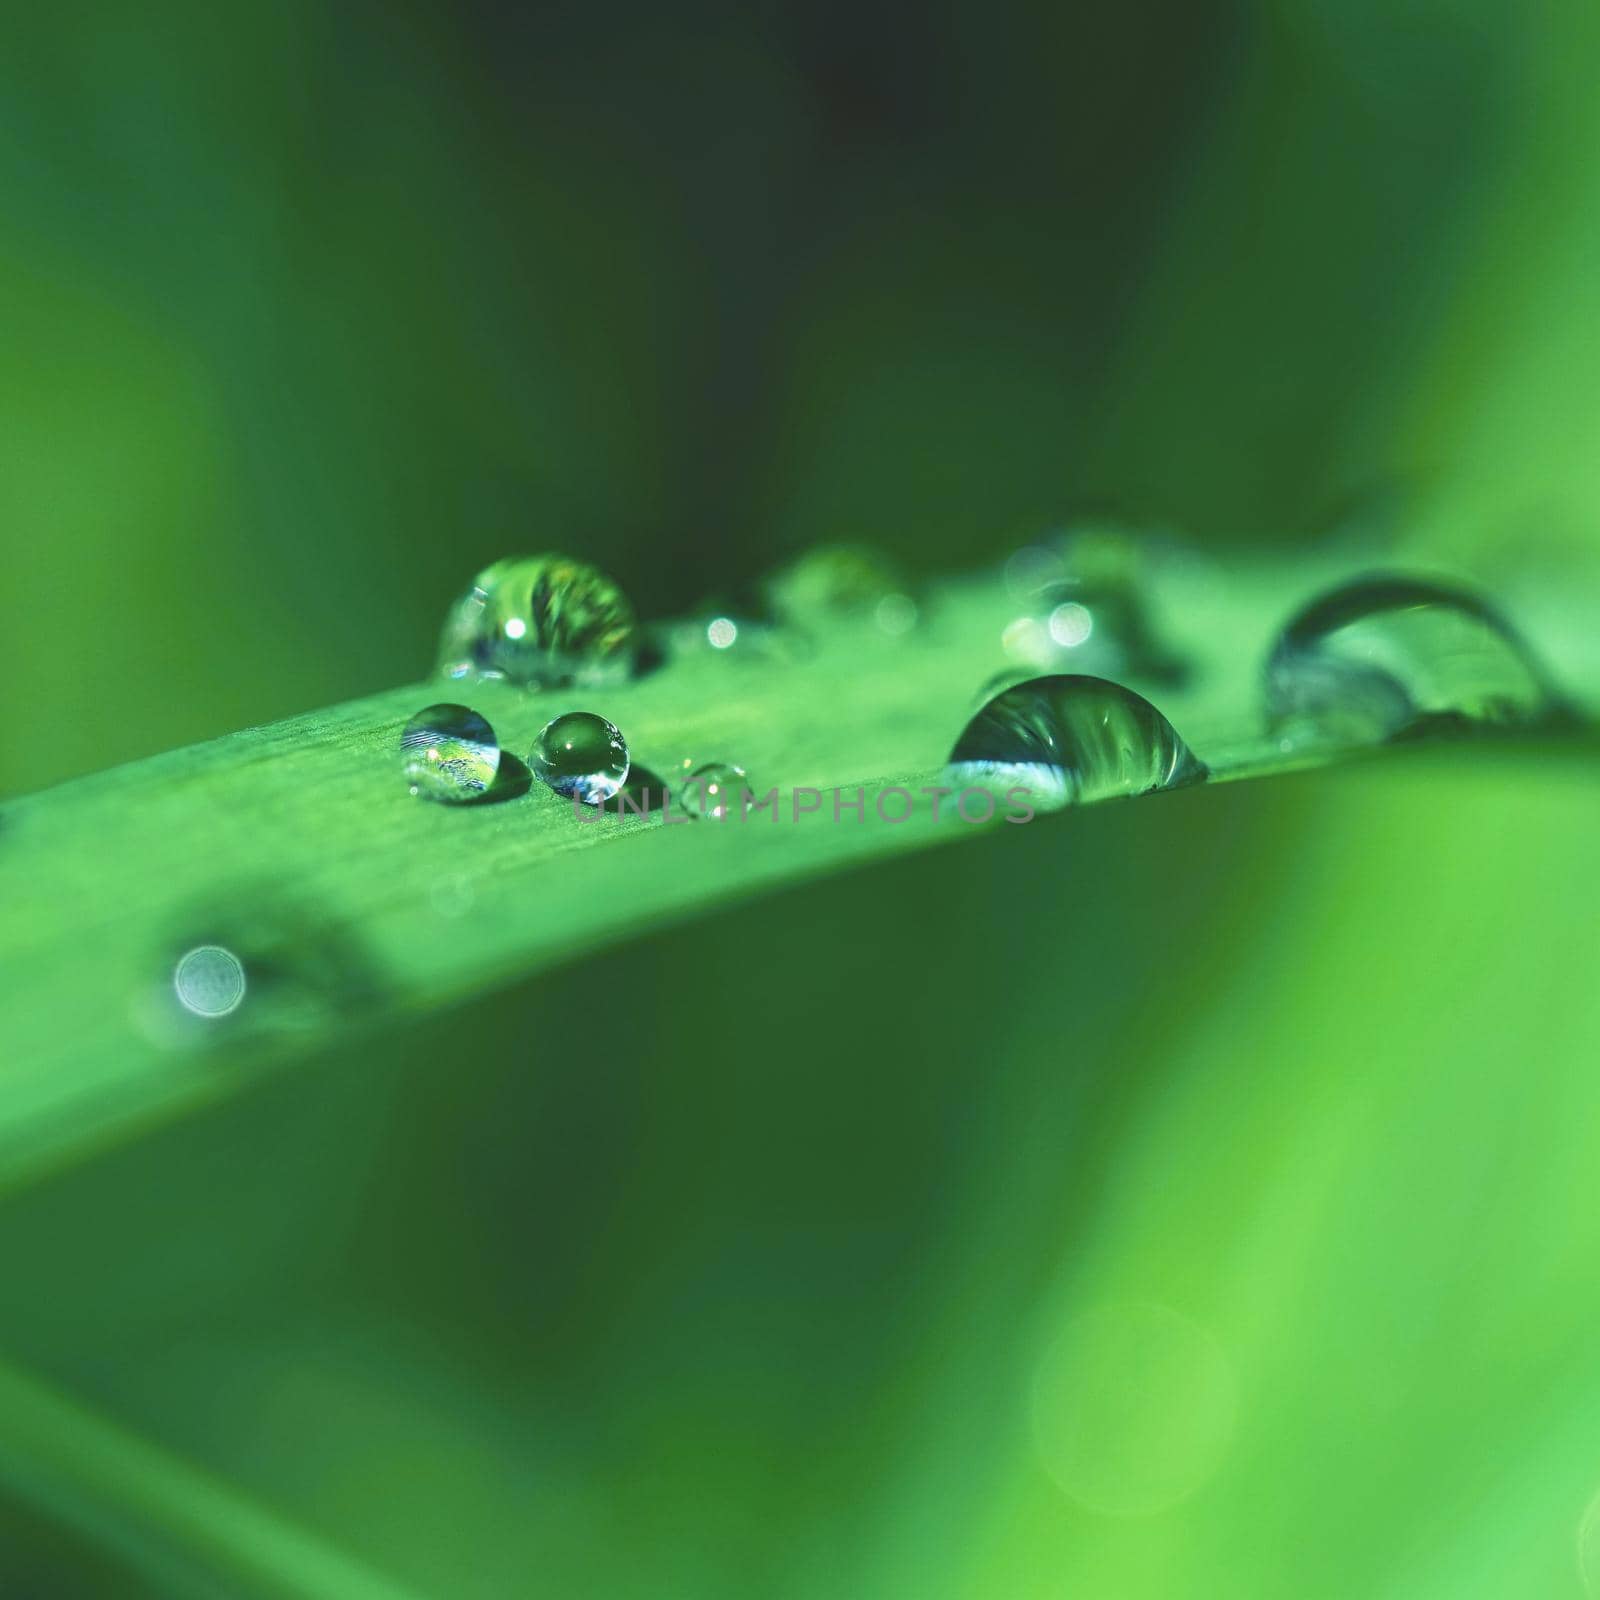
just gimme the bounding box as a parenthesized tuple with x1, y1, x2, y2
(437, 555, 636, 688)
(949, 674, 1206, 809)
(681, 762, 748, 820)
(1266, 576, 1557, 751)
(529, 711, 630, 806)
(400, 703, 500, 802)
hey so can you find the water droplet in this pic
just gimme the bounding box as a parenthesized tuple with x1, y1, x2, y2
(1266, 576, 1558, 751)
(949, 674, 1206, 809)
(1032, 1302, 1238, 1517)
(765, 544, 905, 623)
(706, 616, 739, 650)
(529, 711, 630, 806)
(400, 703, 500, 802)
(681, 762, 748, 820)
(173, 945, 247, 1018)
(436, 554, 635, 688)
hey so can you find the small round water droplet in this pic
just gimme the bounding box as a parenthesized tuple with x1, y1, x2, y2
(949, 674, 1205, 809)
(400, 703, 500, 802)
(173, 945, 247, 1018)
(706, 616, 739, 650)
(529, 711, 630, 805)
(765, 544, 905, 623)
(436, 554, 635, 688)
(681, 762, 748, 820)
(1266, 575, 1557, 751)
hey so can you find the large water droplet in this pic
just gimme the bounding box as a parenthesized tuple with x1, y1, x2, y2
(529, 712, 630, 806)
(400, 703, 500, 802)
(680, 762, 749, 820)
(1266, 576, 1558, 750)
(437, 555, 635, 688)
(949, 674, 1205, 809)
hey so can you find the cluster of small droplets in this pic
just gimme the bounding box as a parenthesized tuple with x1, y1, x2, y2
(395, 545, 1567, 842)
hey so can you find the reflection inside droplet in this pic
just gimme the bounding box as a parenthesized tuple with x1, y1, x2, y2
(173, 945, 247, 1018)
(399, 703, 500, 802)
(1031, 1302, 1238, 1517)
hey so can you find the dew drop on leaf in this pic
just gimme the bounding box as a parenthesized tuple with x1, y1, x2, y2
(680, 762, 748, 820)
(948, 674, 1205, 809)
(529, 711, 630, 806)
(400, 703, 500, 802)
(1265, 575, 1560, 752)
(436, 554, 636, 688)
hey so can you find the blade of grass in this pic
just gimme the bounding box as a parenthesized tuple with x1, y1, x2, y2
(0, 557, 1588, 1198)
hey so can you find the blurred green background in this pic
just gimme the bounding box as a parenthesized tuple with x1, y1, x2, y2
(5, 1, 1600, 1595)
